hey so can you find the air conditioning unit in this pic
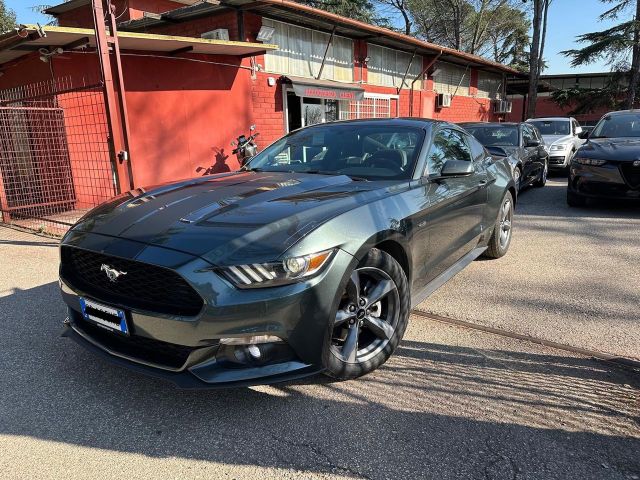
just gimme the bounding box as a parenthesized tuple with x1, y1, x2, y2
(494, 100, 513, 114)
(201, 29, 230, 41)
(436, 93, 452, 108)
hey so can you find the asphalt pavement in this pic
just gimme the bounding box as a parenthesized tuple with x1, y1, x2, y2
(0, 225, 639, 479)
(417, 176, 640, 361)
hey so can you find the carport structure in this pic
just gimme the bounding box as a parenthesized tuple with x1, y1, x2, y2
(0, 14, 275, 235)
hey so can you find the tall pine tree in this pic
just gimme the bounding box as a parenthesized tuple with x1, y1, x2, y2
(562, 0, 640, 109)
(294, 0, 382, 24)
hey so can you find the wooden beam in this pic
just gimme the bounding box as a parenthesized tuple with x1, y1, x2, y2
(169, 45, 193, 55)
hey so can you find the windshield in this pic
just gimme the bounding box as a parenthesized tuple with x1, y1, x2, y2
(464, 126, 519, 147)
(528, 120, 570, 136)
(591, 113, 640, 138)
(245, 124, 425, 180)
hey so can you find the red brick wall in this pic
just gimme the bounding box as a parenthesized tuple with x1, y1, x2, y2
(506, 95, 608, 125)
(56, 0, 189, 27)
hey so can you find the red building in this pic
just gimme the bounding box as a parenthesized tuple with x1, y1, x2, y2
(0, 0, 520, 235)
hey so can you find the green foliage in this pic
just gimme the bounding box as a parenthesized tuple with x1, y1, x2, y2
(550, 74, 629, 114)
(294, 0, 385, 24)
(0, 0, 17, 34)
(561, 21, 635, 68)
(407, 0, 531, 66)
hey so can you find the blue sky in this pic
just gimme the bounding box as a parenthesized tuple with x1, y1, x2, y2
(5, 0, 620, 75)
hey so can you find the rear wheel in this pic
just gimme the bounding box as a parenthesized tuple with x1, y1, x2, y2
(533, 159, 548, 188)
(483, 191, 514, 259)
(323, 249, 409, 380)
(513, 167, 522, 192)
(567, 189, 587, 207)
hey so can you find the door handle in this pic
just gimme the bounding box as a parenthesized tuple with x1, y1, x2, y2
(478, 180, 488, 186)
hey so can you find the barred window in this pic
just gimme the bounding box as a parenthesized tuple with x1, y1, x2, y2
(477, 72, 503, 99)
(263, 19, 354, 82)
(433, 63, 470, 96)
(367, 44, 424, 90)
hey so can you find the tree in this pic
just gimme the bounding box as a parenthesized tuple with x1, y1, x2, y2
(376, 0, 413, 34)
(525, 0, 551, 119)
(562, 0, 640, 109)
(404, 0, 530, 67)
(0, 0, 16, 34)
(294, 0, 382, 24)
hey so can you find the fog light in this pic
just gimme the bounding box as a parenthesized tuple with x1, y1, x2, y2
(220, 335, 283, 346)
(247, 344, 262, 359)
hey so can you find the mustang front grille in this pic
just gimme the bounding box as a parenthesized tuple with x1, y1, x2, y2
(60, 246, 204, 316)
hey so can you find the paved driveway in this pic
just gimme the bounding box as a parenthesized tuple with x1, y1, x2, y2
(417, 177, 640, 361)
(1, 226, 639, 479)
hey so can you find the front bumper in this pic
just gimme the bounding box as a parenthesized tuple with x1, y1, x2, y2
(548, 150, 571, 168)
(568, 163, 640, 201)
(59, 234, 356, 388)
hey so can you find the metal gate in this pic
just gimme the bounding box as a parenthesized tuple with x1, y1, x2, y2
(0, 77, 117, 236)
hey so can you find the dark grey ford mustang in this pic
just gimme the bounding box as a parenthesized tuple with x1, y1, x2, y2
(59, 119, 516, 388)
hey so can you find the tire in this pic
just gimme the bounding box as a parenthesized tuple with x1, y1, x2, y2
(323, 248, 410, 380)
(567, 189, 587, 207)
(483, 191, 514, 259)
(533, 159, 548, 188)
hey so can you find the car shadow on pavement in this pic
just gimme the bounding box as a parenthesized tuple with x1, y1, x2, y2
(1, 281, 639, 479)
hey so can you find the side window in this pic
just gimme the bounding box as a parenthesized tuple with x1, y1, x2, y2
(427, 129, 473, 176)
(464, 131, 486, 162)
(522, 125, 534, 146)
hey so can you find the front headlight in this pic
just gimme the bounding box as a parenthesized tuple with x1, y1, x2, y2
(574, 157, 607, 166)
(550, 144, 569, 151)
(220, 249, 336, 288)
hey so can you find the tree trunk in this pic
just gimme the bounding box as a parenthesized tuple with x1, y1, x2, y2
(526, 0, 544, 119)
(627, 0, 640, 108)
(400, 6, 412, 35)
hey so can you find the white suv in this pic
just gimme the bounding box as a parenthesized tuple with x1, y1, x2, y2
(526, 117, 585, 169)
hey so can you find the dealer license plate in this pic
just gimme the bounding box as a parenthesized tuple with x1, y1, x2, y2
(79, 297, 129, 336)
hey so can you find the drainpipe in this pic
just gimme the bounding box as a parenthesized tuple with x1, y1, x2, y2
(409, 50, 442, 117)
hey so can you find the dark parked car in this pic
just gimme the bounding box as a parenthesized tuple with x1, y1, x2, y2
(568, 110, 640, 206)
(59, 119, 517, 388)
(460, 122, 548, 192)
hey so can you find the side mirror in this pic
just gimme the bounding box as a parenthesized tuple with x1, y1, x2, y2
(525, 139, 541, 147)
(578, 130, 589, 140)
(575, 126, 583, 135)
(440, 159, 474, 177)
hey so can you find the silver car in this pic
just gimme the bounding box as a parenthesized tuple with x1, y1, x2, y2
(526, 117, 585, 169)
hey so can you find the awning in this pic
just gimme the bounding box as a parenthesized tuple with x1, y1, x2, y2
(0, 25, 278, 66)
(285, 76, 365, 101)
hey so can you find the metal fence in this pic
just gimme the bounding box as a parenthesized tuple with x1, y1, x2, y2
(0, 77, 117, 236)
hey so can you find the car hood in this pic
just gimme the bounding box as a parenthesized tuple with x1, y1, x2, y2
(542, 134, 572, 146)
(71, 171, 399, 265)
(577, 138, 640, 162)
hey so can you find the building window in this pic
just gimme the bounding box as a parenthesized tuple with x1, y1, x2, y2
(339, 94, 396, 120)
(263, 19, 354, 82)
(433, 62, 470, 96)
(477, 72, 503, 99)
(367, 44, 424, 90)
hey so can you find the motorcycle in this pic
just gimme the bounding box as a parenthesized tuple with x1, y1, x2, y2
(232, 125, 260, 167)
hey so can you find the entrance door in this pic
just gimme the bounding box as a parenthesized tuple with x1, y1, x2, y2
(286, 91, 343, 133)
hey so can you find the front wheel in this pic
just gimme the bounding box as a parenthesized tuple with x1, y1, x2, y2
(323, 248, 410, 380)
(483, 191, 514, 259)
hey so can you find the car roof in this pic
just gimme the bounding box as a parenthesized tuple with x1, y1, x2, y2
(460, 122, 520, 127)
(311, 117, 447, 129)
(604, 109, 640, 116)
(527, 117, 572, 122)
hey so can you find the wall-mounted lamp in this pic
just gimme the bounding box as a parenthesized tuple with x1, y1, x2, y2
(257, 25, 276, 42)
(39, 47, 64, 63)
